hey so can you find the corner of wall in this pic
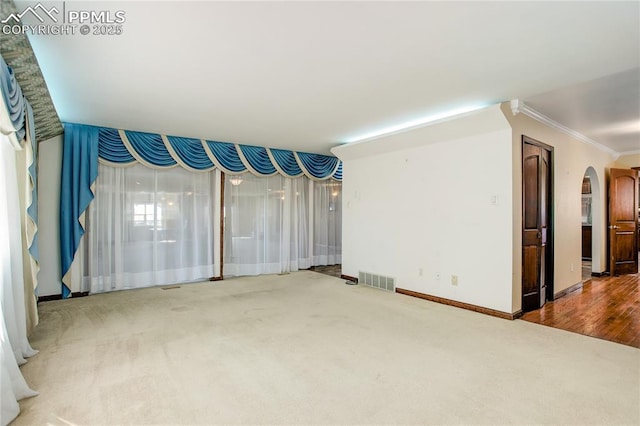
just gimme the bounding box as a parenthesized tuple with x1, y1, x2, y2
(37, 134, 63, 296)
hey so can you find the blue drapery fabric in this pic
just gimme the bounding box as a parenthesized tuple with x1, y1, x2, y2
(296, 152, 340, 180)
(167, 136, 213, 170)
(60, 123, 99, 298)
(26, 102, 39, 263)
(204, 140, 245, 173)
(333, 162, 343, 181)
(98, 128, 135, 164)
(60, 122, 342, 296)
(85, 122, 342, 180)
(0, 55, 26, 141)
(238, 145, 277, 175)
(124, 130, 177, 167)
(270, 148, 303, 176)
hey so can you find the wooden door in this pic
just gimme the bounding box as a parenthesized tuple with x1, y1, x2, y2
(608, 168, 638, 275)
(522, 138, 553, 312)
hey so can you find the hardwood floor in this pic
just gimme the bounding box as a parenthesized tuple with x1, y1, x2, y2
(582, 260, 592, 282)
(521, 271, 640, 348)
(308, 264, 342, 278)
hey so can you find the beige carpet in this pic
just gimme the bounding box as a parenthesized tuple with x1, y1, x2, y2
(15, 271, 640, 425)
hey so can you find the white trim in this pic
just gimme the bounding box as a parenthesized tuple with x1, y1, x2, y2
(510, 99, 620, 159)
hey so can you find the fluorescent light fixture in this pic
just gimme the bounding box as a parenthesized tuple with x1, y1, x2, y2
(344, 104, 489, 143)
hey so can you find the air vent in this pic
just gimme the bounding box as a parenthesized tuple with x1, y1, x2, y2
(358, 271, 395, 291)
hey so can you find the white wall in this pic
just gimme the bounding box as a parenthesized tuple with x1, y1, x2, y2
(334, 106, 514, 313)
(37, 135, 63, 296)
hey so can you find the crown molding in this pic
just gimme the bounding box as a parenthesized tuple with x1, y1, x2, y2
(510, 99, 620, 160)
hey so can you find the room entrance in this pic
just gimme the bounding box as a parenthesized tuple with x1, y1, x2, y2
(608, 168, 638, 275)
(581, 167, 602, 281)
(522, 136, 554, 313)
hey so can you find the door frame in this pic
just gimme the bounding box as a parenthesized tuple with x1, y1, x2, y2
(522, 135, 555, 304)
(607, 168, 639, 275)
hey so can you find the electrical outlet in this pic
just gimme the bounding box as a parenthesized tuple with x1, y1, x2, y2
(570, 263, 574, 272)
(435, 272, 441, 280)
(451, 275, 458, 286)
(419, 268, 423, 276)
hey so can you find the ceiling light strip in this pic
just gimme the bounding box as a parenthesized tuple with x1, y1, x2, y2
(344, 104, 489, 144)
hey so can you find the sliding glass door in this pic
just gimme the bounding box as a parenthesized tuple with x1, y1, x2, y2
(77, 164, 342, 293)
(81, 163, 217, 293)
(223, 173, 342, 277)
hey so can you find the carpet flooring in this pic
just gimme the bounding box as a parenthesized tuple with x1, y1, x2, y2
(16, 271, 640, 425)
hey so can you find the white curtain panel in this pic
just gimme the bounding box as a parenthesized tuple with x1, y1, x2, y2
(81, 163, 217, 293)
(224, 173, 341, 277)
(0, 134, 37, 426)
(313, 180, 342, 266)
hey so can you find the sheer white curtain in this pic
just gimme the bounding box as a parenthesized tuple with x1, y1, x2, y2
(313, 180, 342, 265)
(224, 173, 341, 277)
(0, 134, 37, 426)
(224, 173, 310, 276)
(80, 163, 217, 293)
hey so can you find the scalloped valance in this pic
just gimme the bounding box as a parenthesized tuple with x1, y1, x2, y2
(87, 124, 343, 180)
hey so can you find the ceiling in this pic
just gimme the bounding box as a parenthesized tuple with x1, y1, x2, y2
(15, 1, 640, 155)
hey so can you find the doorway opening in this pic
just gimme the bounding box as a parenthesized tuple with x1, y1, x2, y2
(581, 167, 602, 281)
(521, 136, 554, 313)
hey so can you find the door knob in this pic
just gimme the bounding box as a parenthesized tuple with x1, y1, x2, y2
(609, 225, 620, 229)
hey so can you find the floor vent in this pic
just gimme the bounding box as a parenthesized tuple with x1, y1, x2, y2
(358, 271, 395, 291)
(161, 285, 181, 290)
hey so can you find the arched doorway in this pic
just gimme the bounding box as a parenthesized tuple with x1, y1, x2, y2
(581, 167, 602, 279)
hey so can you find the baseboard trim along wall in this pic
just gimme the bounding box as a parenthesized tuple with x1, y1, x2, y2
(395, 288, 519, 320)
(38, 291, 89, 303)
(554, 281, 583, 300)
(340, 274, 358, 282)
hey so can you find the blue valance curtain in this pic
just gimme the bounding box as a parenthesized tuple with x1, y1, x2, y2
(0, 55, 27, 142)
(93, 124, 343, 179)
(60, 122, 342, 297)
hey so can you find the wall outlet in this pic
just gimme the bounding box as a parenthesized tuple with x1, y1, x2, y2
(435, 272, 441, 280)
(451, 275, 459, 286)
(419, 268, 423, 276)
(570, 263, 574, 272)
